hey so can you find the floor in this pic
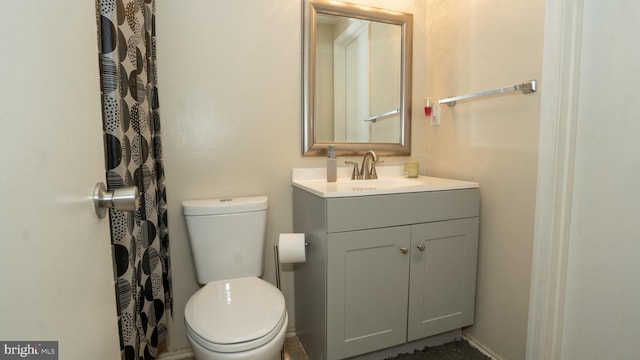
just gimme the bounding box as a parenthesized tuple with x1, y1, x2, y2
(283, 336, 309, 360)
(180, 336, 307, 360)
(183, 336, 490, 360)
(385, 340, 491, 360)
(283, 337, 491, 360)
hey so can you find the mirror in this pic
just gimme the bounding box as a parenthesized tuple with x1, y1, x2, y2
(303, 0, 413, 156)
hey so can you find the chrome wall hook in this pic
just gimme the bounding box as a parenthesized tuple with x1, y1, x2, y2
(93, 182, 139, 219)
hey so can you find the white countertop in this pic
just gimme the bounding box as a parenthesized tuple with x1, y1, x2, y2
(291, 166, 479, 198)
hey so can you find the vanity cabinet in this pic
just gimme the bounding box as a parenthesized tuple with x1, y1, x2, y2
(293, 186, 479, 360)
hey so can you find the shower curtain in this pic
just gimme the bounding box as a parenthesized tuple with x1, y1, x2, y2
(96, 1, 172, 359)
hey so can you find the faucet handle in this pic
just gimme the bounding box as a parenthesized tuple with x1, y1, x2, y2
(370, 160, 384, 179)
(345, 161, 360, 180)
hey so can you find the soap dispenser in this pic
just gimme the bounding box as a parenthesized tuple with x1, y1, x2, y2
(327, 145, 337, 182)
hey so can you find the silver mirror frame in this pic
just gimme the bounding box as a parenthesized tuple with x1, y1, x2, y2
(302, 0, 413, 156)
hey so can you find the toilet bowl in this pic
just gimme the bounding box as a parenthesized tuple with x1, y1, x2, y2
(184, 277, 287, 360)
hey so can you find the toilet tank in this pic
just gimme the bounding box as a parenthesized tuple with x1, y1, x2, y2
(182, 196, 268, 284)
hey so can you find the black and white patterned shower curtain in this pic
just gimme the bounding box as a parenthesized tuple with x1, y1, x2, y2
(96, 1, 172, 359)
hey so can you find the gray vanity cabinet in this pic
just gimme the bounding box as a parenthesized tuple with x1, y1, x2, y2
(293, 187, 479, 360)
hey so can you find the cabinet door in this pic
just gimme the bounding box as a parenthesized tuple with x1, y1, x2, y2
(327, 226, 410, 359)
(407, 218, 479, 341)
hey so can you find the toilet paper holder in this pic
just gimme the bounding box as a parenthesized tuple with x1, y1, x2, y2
(273, 242, 309, 290)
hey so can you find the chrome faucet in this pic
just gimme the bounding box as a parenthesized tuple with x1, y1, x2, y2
(345, 150, 382, 180)
(360, 150, 379, 179)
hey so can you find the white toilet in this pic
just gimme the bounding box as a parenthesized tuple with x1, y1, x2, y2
(182, 196, 288, 360)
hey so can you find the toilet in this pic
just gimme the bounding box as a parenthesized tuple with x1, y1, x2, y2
(182, 196, 288, 360)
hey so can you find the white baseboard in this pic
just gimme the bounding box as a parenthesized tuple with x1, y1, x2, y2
(463, 333, 504, 360)
(156, 348, 194, 360)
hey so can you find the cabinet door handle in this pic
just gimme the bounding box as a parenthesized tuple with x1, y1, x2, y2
(417, 244, 426, 251)
(400, 247, 409, 254)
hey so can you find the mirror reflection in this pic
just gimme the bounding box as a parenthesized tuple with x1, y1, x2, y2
(303, 0, 413, 156)
(315, 14, 402, 143)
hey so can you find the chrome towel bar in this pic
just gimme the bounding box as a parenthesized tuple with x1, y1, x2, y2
(439, 80, 537, 107)
(364, 108, 400, 122)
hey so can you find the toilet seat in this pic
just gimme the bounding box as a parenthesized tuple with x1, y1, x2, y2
(185, 276, 287, 353)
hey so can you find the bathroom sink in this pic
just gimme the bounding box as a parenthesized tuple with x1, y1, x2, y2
(291, 166, 478, 198)
(334, 178, 424, 191)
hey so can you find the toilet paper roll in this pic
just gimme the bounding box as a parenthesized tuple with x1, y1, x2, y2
(278, 233, 306, 264)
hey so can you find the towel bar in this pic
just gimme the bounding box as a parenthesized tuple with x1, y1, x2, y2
(439, 80, 537, 107)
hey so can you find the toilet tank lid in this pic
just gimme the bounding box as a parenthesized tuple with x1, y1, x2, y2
(182, 196, 268, 216)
